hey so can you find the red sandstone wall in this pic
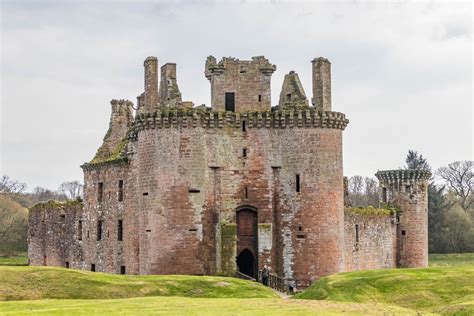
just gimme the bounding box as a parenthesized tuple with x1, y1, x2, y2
(28, 201, 83, 268)
(343, 212, 397, 271)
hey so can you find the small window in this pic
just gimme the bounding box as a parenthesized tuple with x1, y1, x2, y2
(188, 189, 200, 193)
(120, 266, 126, 275)
(91, 264, 96, 272)
(242, 120, 247, 132)
(296, 174, 301, 193)
(97, 220, 103, 241)
(298, 226, 302, 231)
(258, 94, 262, 102)
(286, 93, 292, 102)
(225, 92, 235, 112)
(143, 192, 149, 196)
(98, 182, 103, 202)
(118, 180, 124, 202)
(87, 230, 90, 239)
(243, 148, 247, 158)
(401, 230, 406, 236)
(60, 214, 65, 221)
(382, 187, 387, 202)
(118, 220, 123, 241)
(405, 185, 411, 193)
(244, 187, 248, 199)
(355, 224, 359, 243)
(78, 220, 83, 241)
(65, 262, 69, 269)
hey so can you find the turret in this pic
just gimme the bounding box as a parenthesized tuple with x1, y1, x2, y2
(311, 57, 331, 111)
(205, 56, 276, 112)
(144, 56, 159, 111)
(375, 169, 431, 268)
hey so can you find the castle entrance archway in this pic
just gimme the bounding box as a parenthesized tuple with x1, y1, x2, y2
(236, 207, 258, 278)
(236, 249, 255, 277)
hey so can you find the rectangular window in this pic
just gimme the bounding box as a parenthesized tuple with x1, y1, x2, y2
(296, 174, 301, 193)
(120, 266, 126, 275)
(118, 180, 124, 202)
(405, 185, 411, 193)
(65, 262, 69, 269)
(243, 148, 247, 158)
(98, 182, 103, 202)
(258, 94, 262, 102)
(78, 220, 83, 241)
(242, 120, 246, 132)
(286, 93, 292, 102)
(382, 187, 387, 202)
(355, 224, 359, 243)
(401, 230, 406, 236)
(97, 220, 103, 241)
(225, 92, 235, 112)
(118, 220, 123, 241)
(244, 187, 248, 199)
(91, 264, 96, 272)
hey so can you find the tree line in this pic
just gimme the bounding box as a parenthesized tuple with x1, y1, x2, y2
(347, 151, 474, 253)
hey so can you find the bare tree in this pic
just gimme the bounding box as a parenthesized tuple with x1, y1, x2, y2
(349, 175, 364, 195)
(0, 175, 26, 195)
(58, 181, 83, 200)
(436, 161, 473, 211)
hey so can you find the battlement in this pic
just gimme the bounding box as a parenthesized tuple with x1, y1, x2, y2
(127, 108, 348, 140)
(375, 169, 431, 184)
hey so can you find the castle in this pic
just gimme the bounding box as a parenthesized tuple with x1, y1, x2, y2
(28, 55, 430, 290)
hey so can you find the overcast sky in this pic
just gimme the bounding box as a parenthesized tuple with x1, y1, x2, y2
(1, 0, 472, 191)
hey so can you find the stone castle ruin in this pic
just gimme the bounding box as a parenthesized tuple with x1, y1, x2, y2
(28, 55, 430, 290)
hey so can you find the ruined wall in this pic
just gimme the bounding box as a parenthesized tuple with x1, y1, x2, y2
(343, 209, 397, 271)
(28, 200, 84, 268)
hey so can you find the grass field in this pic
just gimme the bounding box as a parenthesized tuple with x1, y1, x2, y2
(0, 254, 28, 266)
(0, 253, 473, 315)
(295, 264, 474, 315)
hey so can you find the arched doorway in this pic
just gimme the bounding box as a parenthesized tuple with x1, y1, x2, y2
(237, 248, 255, 277)
(236, 207, 258, 278)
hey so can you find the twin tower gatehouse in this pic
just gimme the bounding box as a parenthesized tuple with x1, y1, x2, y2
(28, 55, 430, 290)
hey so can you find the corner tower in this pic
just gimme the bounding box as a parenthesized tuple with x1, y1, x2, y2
(375, 170, 431, 268)
(205, 56, 276, 112)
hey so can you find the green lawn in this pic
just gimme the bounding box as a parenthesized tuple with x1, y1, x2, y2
(0, 254, 27, 266)
(0, 296, 422, 315)
(0, 253, 473, 315)
(0, 266, 277, 301)
(295, 265, 474, 315)
(429, 253, 474, 267)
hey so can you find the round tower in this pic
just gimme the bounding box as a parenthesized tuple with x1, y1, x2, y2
(375, 169, 431, 268)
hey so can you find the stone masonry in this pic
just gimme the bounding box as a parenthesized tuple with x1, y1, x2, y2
(28, 55, 430, 290)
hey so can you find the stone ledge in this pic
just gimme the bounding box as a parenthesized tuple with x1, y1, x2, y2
(81, 157, 129, 171)
(128, 108, 349, 140)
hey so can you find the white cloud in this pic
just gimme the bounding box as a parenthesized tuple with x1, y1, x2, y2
(0, 1, 471, 189)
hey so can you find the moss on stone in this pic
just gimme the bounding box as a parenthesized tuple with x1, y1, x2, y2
(220, 223, 237, 276)
(89, 138, 128, 164)
(345, 206, 393, 216)
(30, 199, 83, 212)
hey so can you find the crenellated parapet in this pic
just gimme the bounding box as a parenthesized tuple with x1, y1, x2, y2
(375, 169, 431, 184)
(127, 108, 349, 140)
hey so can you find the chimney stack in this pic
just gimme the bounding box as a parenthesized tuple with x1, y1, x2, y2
(144, 56, 158, 111)
(311, 57, 331, 111)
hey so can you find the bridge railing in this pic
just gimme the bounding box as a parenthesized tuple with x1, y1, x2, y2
(257, 270, 294, 294)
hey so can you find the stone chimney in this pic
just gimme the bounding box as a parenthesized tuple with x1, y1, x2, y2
(144, 56, 159, 111)
(311, 57, 331, 111)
